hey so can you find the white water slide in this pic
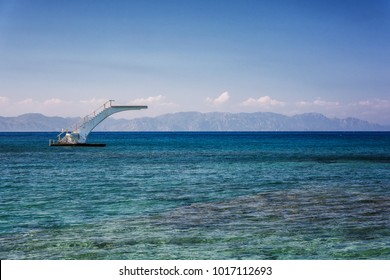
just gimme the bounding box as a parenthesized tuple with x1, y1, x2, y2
(50, 100, 147, 146)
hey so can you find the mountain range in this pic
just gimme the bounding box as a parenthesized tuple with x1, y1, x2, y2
(0, 112, 388, 132)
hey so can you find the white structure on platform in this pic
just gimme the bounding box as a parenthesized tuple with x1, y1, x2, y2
(51, 100, 147, 145)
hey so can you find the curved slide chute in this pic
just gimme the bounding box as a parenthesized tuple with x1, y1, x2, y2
(50, 100, 147, 146)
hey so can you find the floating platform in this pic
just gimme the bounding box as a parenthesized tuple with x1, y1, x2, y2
(49, 143, 106, 147)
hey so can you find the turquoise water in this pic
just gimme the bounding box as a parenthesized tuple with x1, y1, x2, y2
(1, 132, 389, 259)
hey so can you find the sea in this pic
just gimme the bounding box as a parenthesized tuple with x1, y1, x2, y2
(0, 131, 389, 260)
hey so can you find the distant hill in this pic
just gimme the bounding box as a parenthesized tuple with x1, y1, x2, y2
(124, 112, 388, 131)
(0, 112, 388, 132)
(0, 113, 80, 132)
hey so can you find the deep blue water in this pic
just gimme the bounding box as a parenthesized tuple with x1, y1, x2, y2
(1, 132, 390, 259)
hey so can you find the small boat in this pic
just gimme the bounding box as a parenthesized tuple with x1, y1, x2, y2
(49, 100, 147, 147)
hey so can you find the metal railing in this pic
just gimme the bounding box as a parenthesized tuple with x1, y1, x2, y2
(73, 100, 114, 131)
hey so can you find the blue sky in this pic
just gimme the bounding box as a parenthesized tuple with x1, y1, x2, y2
(0, 0, 389, 124)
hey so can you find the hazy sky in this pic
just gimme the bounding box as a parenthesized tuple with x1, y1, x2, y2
(0, 0, 389, 124)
